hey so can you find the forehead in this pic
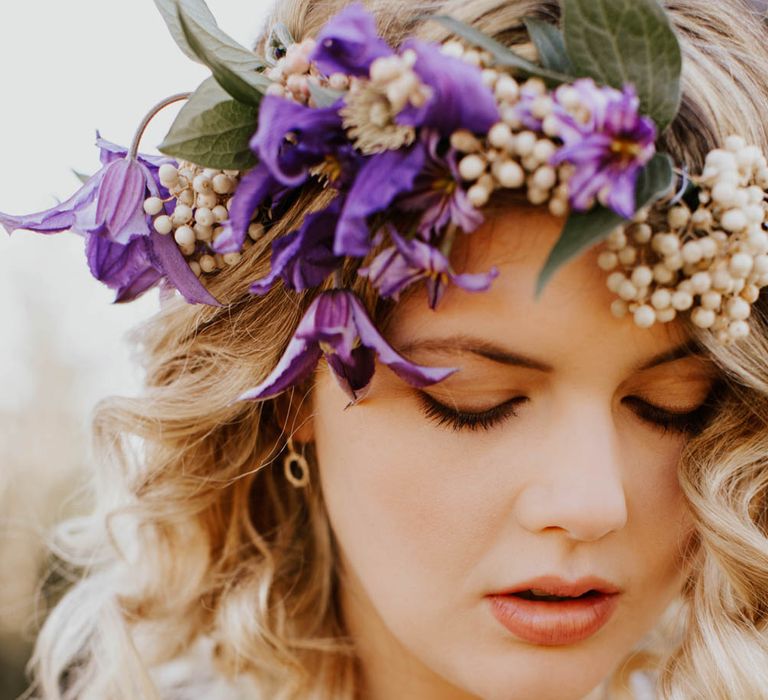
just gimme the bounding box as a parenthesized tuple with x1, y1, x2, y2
(386, 206, 690, 372)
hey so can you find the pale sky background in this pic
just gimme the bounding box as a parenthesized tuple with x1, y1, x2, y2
(0, 0, 273, 418)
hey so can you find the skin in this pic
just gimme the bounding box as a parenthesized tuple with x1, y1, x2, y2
(300, 207, 718, 700)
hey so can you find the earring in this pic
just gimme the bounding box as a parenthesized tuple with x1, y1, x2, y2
(283, 437, 310, 488)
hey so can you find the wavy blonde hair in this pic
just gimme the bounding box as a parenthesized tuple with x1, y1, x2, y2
(30, 1, 768, 698)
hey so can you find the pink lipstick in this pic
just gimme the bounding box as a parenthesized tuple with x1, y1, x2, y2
(486, 575, 621, 646)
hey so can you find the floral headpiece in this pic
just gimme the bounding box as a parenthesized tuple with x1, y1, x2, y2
(4, 0, 768, 403)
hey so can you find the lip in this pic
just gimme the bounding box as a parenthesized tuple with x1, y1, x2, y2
(491, 575, 622, 598)
(485, 575, 622, 646)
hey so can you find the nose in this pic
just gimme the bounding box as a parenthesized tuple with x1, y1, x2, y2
(513, 395, 628, 542)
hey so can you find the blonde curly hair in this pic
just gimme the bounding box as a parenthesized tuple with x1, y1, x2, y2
(30, 1, 768, 698)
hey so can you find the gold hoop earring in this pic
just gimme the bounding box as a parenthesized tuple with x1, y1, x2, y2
(283, 437, 310, 488)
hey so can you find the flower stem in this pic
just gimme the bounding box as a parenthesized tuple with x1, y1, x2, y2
(439, 223, 459, 258)
(128, 93, 191, 160)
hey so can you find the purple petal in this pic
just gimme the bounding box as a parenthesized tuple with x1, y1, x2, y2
(85, 232, 163, 302)
(248, 231, 298, 295)
(335, 144, 426, 256)
(150, 230, 221, 306)
(249, 199, 344, 294)
(238, 337, 322, 401)
(347, 293, 457, 387)
(0, 172, 102, 236)
(251, 96, 345, 187)
(114, 266, 164, 302)
(310, 2, 393, 77)
(326, 345, 376, 403)
(564, 160, 604, 211)
(95, 159, 151, 244)
(451, 267, 499, 293)
(396, 40, 499, 135)
(358, 244, 424, 300)
(604, 167, 641, 219)
(214, 165, 284, 253)
(552, 133, 614, 165)
(301, 291, 359, 362)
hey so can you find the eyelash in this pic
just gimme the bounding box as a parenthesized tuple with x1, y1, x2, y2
(416, 392, 714, 435)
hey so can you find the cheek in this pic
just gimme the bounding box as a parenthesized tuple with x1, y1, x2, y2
(311, 372, 505, 599)
(622, 428, 695, 600)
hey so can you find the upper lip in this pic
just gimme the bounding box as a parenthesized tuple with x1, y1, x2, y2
(489, 575, 622, 597)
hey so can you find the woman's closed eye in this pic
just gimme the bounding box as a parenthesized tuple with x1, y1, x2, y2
(416, 392, 528, 432)
(622, 396, 716, 436)
(416, 392, 716, 435)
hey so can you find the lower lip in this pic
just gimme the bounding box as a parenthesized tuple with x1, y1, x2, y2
(487, 592, 620, 646)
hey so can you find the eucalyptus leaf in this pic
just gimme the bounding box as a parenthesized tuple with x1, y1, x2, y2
(175, 2, 271, 106)
(429, 15, 572, 85)
(155, 0, 244, 65)
(158, 77, 259, 171)
(562, 0, 682, 129)
(309, 81, 346, 108)
(523, 18, 574, 74)
(535, 153, 674, 295)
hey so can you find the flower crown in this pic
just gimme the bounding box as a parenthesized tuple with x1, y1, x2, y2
(3, 0, 768, 403)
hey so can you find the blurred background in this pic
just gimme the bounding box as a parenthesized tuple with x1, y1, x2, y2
(0, 1, 270, 697)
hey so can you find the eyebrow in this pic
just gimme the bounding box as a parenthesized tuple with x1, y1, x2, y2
(397, 335, 705, 373)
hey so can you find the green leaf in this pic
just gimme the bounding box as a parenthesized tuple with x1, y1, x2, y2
(429, 15, 573, 85)
(535, 152, 674, 295)
(523, 18, 574, 74)
(174, 2, 271, 106)
(154, 0, 236, 64)
(158, 77, 259, 170)
(562, 0, 682, 129)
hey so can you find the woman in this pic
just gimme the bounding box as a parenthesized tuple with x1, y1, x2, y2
(8, 0, 768, 698)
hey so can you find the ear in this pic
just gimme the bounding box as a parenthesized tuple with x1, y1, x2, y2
(274, 388, 315, 444)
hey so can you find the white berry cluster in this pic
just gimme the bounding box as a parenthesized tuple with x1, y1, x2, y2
(145, 162, 259, 277)
(598, 135, 768, 342)
(439, 41, 569, 215)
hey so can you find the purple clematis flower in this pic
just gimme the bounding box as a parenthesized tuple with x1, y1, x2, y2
(359, 227, 498, 308)
(334, 142, 427, 256)
(0, 135, 169, 245)
(217, 95, 357, 254)
(86, 232, 163, 302)
(238, 289, 457, 403)
(252, 96, 349, 187)
(397, 131, 484, 240)
(549, 79, 657, 218)
(396, 39, 499, 136)
(310, 2, 393, 77)
(0, 136, 220, 305)
(212, 165, 289, 254)
(249, 198, 345, 294)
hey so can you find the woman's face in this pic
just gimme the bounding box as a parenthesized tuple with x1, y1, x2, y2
(306, 208, 717, 700)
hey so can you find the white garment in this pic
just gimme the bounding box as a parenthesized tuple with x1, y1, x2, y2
(629, 670, 658, 700)
(151, 637, 260, 700)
